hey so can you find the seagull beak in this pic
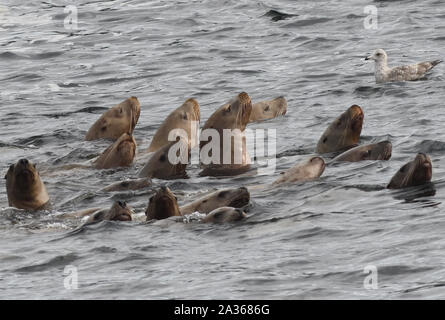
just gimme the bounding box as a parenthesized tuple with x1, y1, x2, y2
(365, 55, 371, 61)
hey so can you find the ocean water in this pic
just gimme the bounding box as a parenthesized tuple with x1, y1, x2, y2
(0, 0, 445, 299)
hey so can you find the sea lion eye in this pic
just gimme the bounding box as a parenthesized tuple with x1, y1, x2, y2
(361, 151, 370, 159)
(336, 120, 342, 127)
(218, 191, 228, 198)
(264, 105, 270, 111)
(226, 105, 232, 113)
(400, 164, 409, 173)
(322, 137, 328, 143)
(159, 154, 166, 162)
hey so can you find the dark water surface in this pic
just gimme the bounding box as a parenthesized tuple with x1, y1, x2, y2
(1, 0, 445, 299)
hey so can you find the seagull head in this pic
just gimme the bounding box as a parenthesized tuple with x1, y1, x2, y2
(365, 49, 387, 63)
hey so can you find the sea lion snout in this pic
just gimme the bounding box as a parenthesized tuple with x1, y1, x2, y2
(235, 208, 247, 220)
(18, 159, 29, 166)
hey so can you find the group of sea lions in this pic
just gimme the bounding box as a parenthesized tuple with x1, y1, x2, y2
(4, 47, 440, 226)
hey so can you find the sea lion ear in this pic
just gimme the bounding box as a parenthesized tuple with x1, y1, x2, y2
(183, 112, 188, 120)
(5, 164, 13, 178)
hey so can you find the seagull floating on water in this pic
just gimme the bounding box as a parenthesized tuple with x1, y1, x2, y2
(365, 49, 442, 83)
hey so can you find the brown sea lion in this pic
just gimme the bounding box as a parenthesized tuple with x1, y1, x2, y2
(102, 178, 152, 192)
(199, 92, 252, 176)
(387, 153, 432, 189)
(145, 186, 181, 221)
(316, 105, 364, 154)
(147, 98, 200, 153)
(86, 201, 133, 223)
(200, 207, 247, 224)
(93, 133, 137, 169)
(332, 141, 392, 162)
(139, 139, 189, 180)
(272, 156, 326, 185)
(85, 97, 140, 141)
(249, 96, 287, 123)
(179, 187, 250, 215)
(5, 159, 50, 210)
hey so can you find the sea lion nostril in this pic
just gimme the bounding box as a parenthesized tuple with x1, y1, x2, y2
(19, 159, 29, 165)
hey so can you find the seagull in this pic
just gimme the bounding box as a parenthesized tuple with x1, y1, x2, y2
(365, 49, 442, 83)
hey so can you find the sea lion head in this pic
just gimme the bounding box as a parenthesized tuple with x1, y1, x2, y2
(145, 186, 181, 221)
(106, 201, 133, 221)
(316, 104, 364, 154)
(250, 96, 287, 122)
(202, 92, 252, 133)
(272, 156, 326, 185)
(85, 96, 141, 141)
(365, 49, 387, 63)
(201, 207, 247, 224)
(362, 140, 392, 161)
(87, 201, 133, 223)
(139, 139, 189, 179)
(5, 158, 50, 210)
(94, 133, 137, 169)
(147, 98, 201, 153)
(180, 186, 250, 215)
(334, 140, 392, 162)
(387, 153, 432, 189)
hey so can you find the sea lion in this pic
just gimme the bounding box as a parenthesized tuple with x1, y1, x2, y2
(200, 207, 247, 224)
(387, 153, 432, 189)
(5, 159, 50, 210)
(332, 141, 392, 162)
(147, 98, 200, 153)
(139, 139, 189, 180)
(86, 201, 133, 223)
(102, 178, 152, 192)
(179, 186, 250, 215)
(93, 133, 137, 169)
(249, 96, 287, 123)
(316, 105, 364, 154)
(85, 96, 141, 141)
(145, 186, 181, 221)
(199, 92, 252, 176)
(272, 156, 326, 185)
